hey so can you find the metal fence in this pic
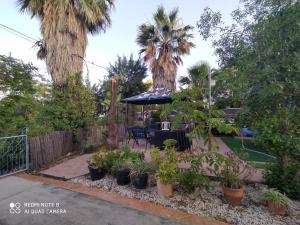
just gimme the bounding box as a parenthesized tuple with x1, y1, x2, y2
(0, 128, 29, 177)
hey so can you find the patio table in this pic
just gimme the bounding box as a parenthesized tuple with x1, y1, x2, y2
(149, 130, 191, 151)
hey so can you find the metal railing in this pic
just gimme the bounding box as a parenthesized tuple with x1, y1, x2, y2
(0, 128, 29, 177)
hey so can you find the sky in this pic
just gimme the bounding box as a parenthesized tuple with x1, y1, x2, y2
(0, 0, 240, 85)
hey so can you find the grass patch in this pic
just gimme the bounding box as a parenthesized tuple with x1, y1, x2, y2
(221, 137, 276, 167)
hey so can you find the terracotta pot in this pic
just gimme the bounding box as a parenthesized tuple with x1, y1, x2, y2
(157, 180, 173, 197)
(267, 201, 288, 215)
(223, 186, 244, 206)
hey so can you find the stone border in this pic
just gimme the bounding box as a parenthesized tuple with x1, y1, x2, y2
(16, 173, 229, 225)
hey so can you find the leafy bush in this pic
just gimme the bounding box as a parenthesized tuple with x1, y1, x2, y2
(103, 145, 144, 175)
(104, 151, 120, 174)
(178, 170, 210, 192)
(88, 152, 106, 169)
(150, 147, 162, 170)
(264, 162, 300, 200)
(261, 189, 291, 207)
(156, 159, 177, 184)
(129, 159, 154, 177)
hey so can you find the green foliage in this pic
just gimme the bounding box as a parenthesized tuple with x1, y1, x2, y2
(129, 159, 154, 177)
(178, 170, 210, 193)
(107, 55, 147, 98)
(44, 73, 97, 131)
(254, 107, 300, 163)
(162, 87, 237, 151)
(96, 55, 147, 115)
(150, 146, 162, 170)
(264, 162, 300, 200)
(156, 159, 177, 184)
(103, 145, 144, 174)
(88, 152, 107, 169)
(261, 189, 291, 207)
(0, 55, 50, 136)
(104, 150, 120, 174)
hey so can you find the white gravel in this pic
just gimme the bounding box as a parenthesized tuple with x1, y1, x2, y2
(69, 175, 300, 225)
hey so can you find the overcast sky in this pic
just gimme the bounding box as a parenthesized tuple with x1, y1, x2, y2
(0, 1, 239, 85)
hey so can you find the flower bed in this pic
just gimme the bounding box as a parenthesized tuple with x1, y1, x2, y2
(69, 175, 300, 225)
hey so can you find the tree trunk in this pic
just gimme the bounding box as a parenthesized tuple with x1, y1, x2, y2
(41, 2, 87, 85)
(107, 77, 119, 149)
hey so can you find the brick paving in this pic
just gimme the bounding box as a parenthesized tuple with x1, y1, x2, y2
(40, 153, 91, 180)
(39, 137, 263, 182)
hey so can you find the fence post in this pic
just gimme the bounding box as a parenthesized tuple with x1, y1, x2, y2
(25, 127, 29, 170)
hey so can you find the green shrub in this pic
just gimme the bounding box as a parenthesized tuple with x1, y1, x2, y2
(88, 152, 106, 169)
(264, 162, 300, 200)
(156, 159, 177, 184)
(261, 189, 291, 207)
(129, 159, 154, 177)
(178, 170, 210, 192)
(104, 151, 120, 174)
(150, 147, 162, 170)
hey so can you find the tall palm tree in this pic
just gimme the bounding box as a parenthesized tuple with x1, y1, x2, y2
(137, 6, 194, 91)
(18, 0, 114, 86)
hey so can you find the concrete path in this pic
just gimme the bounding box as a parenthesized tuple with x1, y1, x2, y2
(40, 154, 91, 180)
(0, 176, 185, 225)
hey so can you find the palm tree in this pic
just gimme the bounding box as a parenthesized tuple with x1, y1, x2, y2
(18, 0, 114, 86)
(179, 61, 210, 100)
(136, 6, 194, 91)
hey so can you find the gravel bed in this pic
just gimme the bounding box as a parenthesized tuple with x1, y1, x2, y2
(69, 175, 300, 225)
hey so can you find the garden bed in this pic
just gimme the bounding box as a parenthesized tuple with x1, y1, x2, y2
(69, 175, 300, 225)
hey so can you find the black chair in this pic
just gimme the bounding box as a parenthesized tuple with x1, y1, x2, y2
(130, 127, 150, 149)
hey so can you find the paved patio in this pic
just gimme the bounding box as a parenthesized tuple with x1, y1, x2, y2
(39, 137, 263, 182)
(40, 154, 91, 180)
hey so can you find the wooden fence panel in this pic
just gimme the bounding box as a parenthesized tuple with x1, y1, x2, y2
(29, 127, 103, 170)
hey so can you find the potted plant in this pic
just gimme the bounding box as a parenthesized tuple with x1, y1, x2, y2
(129, 160, 153, 189)
(87, 152, 107, 181)
(84, 141, 94, 154)
(156, 159, 177, 197)
(261, 189, 291, 215)
(221, 170, 244, 206)
(115, 159, 131, 185)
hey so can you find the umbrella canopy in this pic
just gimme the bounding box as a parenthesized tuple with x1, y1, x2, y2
(121, 88, 172, 105)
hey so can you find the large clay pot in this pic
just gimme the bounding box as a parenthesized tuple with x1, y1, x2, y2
(223, 186, 244, 206)
(157, 180, 173, 197)
(268, 201, 288, 215)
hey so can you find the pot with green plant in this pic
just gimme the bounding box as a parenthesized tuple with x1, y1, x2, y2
(129, 160, 153, 189)
(115, 159, 131, 185)
(221, 171, 244, 206)
(87, 152, 107, 181)
(261, 189, 291, 215)
(220, 152, 246, 206)
(156, 159, 177, 197)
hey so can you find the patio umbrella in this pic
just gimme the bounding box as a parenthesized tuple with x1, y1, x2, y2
(121, 88, 172, 105)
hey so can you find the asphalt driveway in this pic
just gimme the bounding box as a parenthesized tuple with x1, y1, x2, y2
(0, 176, 185, 225)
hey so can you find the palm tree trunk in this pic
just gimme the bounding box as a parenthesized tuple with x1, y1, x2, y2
(42, 2, 87, 85)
